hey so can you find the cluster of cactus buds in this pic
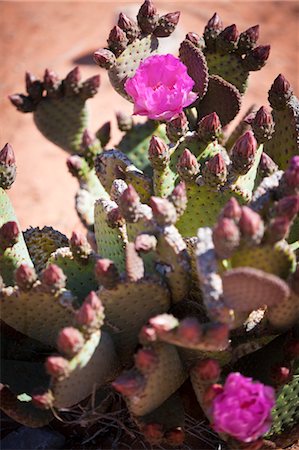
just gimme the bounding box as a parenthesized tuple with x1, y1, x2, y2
(2, 0, 299, 448)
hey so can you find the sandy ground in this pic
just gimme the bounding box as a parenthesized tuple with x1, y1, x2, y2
(1, 0, 298, 236)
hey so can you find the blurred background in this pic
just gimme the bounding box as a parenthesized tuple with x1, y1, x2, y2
(1, 1, 298, 236)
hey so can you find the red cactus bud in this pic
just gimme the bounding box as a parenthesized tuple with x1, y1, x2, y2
(186, 32, 201, 46)
(150, 197, 177, 225)
(139, 325, 157, 343)
(137, 0, 159, 33)
(148, 136, 169, 167)
(82, 129, 95, 149)
(43, 68, 59, 87)
(259, 152, 278, 176)
(0, 143, 16, 166)
(252, 106, 274, 142)
(203, 153, 227, 186)
(57, 327, 84, 357)
(197, 112, 221, 141)
(8, 94, 35, 112)
(81, 75, 100, 99)
(142, 423, 163, 443)
(135, 234, 157, 253)
(70, 230, 91, 258)
(93, 48, 116, 69)
(0, 221, 19, 249)
(284, 156, 299, 189)
(121, 184, 140, 205)
(107, 207, 125, 228)
(220, 24, 239, 43)
(270, 364, 292, 386)
(276, 195, 299, 220)
(112, 371, 145, 396)
(135, 348, 159, 373)
(66, 155, 83, 178)
(65, 66, 81, 85)
(95, 258, 119, 289)
(45, 356, 69, 378)
(177, 318, 202, 343)
(119, 185, 141, 222)
(117, 13, 139, 42)
(149, 314, 178, 333)
(266, 216, 290, 243)
(202, 383, 224, 407)
(255, 106, 272, 128)
(268, 74, 292, 109)
(41, 264, 66, 290)
(15, 263, 37, 290)
(154, 12, 180, 38)
(108, 25, 128, 48)
(231, 131, 257, 174)
(165, 427, 185, 446)
(204, 13, 223, 43)
(239, 25, 259, 47)
(96, 121, 111, 147)
(166, 112, 188, 142)
(24, 72, 43, 100)
(221, 197, 242, 221)
(31, 390, 54, 409)
(239, 207, 264, 241)
(177, 149, 199, 180)
(168, 181, 187, 217)
(116, 111, 133, 132)
(284, 339, 299, 359)
(213, 217, 240, 258)
(76, 302, 96, 326)
(252, 45, 270, 62)
(194, 359, 221, 382)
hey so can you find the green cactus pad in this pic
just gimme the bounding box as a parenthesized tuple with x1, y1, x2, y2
(48, 248, 98, 303)
(127, 343, 187, 416)
(95, 149, 152, 203)
(0, 283, 74, 347)
(99, 278, 171, 362)
(0, 188, 33, 285)
(108, 35, 159, 100)
(117, 121, 168, 173)
(197, 75, 241, 126)
(52, 331, 119, 408)
(34, 97, 88, 153)
(94, 197, 126, 272)
(0, 385, 53, 427)
(24, 226, 69, 274)
(264, 95, 299, 169)
(230, 241, 296, 279)
(179, 39, 209, 100)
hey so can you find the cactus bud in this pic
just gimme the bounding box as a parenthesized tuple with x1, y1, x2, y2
(116, 111, 133, 132)
(0, 221, 19, 250)
(239, 207, 264, 242)
(252, 106, 274, 142)
(186, 32, 202, 47)
(202, 153, 227, 186)
(284, 155, 299, 190)
(166, 112, 188, 142)
(45, 356, 69, 378)
(81, 129, 95, 150)
(137, 0, 159, 34)
(148, 136, 169, 168)
(112, 371, 145, 396)
(154, 11, 180, 38)
(25, 72, 43, 101)
(85, 291, 104, 312)
(197, 112, 221, 142)
(276, 195, 299, 220)
(93, 48, 116, 69)
(135, 348, 159, 373)
(0, 143, 17, 189)
(259, 152, 278, 177)
(231, 131, 257, 174)
(118, 185, 141, 222)
(15, 264, 37, 290)
(70, 230, 91, 258)
(139, 324, 158, 343)
(96, 121, 111, 147)
(66, 155, 84, 178)
(202, 383, 224, 407)
(266, 216, 291, 244)
(268, 74, 292, 110)
(213, 217, 240, 259)
(237, 25, 259, 54)
(135, 234, 157, 253)
(204, 13, 223, 48)
(168, 181, 187, 217)
(142, 423, 163, 443)
(57, 327, 84, 357)
(31, 389, 54, 410)
(193, 359, 221, 382)
(165, 428, 185, 446)
(64, 67, 81, 95)
(95, 258, 119, 289)
(107, 207, 125, 228)
(217, 24, 239, 52)
(177, 318, 202, 344)
(41, 264, 66, 290)
(270, 364, 292, 386)
(244, 45, 270, 71)
(81, 75, 101, 99)
(43, 69, 61, 98)
(177, 149, 200, 181)
(8, 94, 35, 112)
(150, 197, 177, 225)
(221, 197, 242, 221)
(76, 302, 96, 327)
(117, 13, 140, 43)
(107, 25, 128, 56)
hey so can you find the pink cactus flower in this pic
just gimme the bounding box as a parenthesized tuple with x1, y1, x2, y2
(124, 54, 198, 121)
(211, 372, 275, 442)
